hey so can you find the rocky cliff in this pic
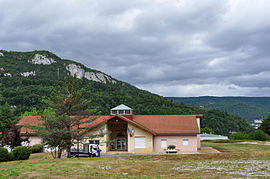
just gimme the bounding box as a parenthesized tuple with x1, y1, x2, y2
(0, 50, 117, 84)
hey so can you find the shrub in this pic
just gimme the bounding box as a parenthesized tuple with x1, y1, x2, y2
(201, 127, 214, 134)
(0, 147, 9, 162)
(12, 146, 31, 160)
(249, 130, 270, 141)
(167, 145, 176, 150)
(31, 144, 44, 153)
(8, 152, 14, 161)
(229, 132, 249, 140)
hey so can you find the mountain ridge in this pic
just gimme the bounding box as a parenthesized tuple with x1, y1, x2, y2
(0, 49, 117, 84)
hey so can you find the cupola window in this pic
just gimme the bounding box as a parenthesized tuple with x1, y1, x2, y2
(110, 104, 133, 115)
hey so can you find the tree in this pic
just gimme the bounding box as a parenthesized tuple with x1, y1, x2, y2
(229, 132, 249, 140)
(259, 116, 270, 137)
(0, 103, 14, 146)
(20, 107, 55, 119)
(248, 130, 270, 141)
(0, 81, 2, 102)
(9, 124, 22, 148)
(200, 127, 214, 134)
(35, 112, 70, 158)
(40, 77, 94, 158)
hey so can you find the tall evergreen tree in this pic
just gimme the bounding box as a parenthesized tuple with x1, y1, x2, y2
(9, 124, 22, 148)
(0, 103, 14, 146)
(40, 77, 94, 158)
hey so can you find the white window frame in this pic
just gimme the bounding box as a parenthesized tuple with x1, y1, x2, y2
(161, 139, 167, 148)
(182, 139, 189, 146)
(135, 136, 146, 148)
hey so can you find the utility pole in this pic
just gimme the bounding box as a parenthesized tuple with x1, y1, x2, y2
(263, 116, 266, 141)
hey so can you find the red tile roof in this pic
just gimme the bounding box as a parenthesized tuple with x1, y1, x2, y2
(17, 115, 201, 135)
(17, 116, 42, 135)
(87, 115, 156, 135)
(133, 115, 200, 135)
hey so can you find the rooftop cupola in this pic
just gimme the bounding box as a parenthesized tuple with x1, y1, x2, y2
(111, 104, 133, 115)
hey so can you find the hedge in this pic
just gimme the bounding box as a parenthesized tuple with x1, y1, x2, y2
(229, 130, 270, 141)
(12, 146, 31, 160)
(31, 144, 44, 153)
(0, 147, 9, 162)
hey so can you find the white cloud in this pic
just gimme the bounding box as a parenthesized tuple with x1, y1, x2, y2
(208, 57, 228, 67)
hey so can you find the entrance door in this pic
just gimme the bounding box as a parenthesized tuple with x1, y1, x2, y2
(110, 139, 127, 150)
(116, 139, 126, 150)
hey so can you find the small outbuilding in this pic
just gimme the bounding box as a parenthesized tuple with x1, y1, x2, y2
(200, 133, 228, 141)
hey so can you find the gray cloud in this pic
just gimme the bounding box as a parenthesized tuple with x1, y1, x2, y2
(0, 0, 270, 97)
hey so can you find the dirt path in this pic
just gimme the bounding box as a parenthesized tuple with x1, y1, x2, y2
(199, 146, 221, 153)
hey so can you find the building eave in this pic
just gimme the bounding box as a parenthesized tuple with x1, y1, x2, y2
(156, 133, 199, 136)
(118, 115, 157, 135)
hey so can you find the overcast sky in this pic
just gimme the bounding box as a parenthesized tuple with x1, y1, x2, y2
(1, 0, 270, 97)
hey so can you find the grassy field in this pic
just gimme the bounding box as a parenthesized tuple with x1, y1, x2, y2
(1, 141, 270, 178)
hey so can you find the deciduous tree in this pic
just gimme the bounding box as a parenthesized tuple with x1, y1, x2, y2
(200, 127, 214, 134)
(259, 115, 270, 137)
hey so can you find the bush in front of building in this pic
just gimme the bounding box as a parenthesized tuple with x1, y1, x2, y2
(31, 144, 44, 153)
(8, 152, 14, 161)
(167, 145, 176, 150)
(0, 147, 9, 162)
(12, 146, 31, 160)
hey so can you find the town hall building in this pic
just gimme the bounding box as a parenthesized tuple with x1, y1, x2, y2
(18, 104, 202, 153)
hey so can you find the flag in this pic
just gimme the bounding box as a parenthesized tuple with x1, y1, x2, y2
(131, 128, 134, 137)
(127, 128, 130, 136)
(99, 128, 104, 135)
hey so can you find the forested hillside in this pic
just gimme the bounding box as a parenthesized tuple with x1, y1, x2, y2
(168, 96, 270, 122)
(0, 50, 253, 135)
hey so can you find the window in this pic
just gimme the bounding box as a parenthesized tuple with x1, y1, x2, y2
(135, 136, 146, 148)
(89, 140, 99, 144)
(112, 110, 117, 114)
(161, 139, 167, 148)
(182, 139, 189, 146)
(124, 110, 131, 114)
(119, 110, 124, 114)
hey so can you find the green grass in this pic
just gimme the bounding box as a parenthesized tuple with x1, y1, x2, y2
(1, 141, 270, 178)
(202, 140, 270, 153)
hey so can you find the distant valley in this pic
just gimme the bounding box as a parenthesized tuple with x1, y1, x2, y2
(167, 96, 270, 122)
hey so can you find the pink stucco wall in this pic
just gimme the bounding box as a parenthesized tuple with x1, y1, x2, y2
(196, 117, 201, 149)
(154, 135, 198, 153)
(197, 134, 200, 148)
(29, 136, 42, 146)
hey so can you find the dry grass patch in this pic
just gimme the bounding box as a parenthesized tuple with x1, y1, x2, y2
(2, 142, 270, 178)
(202, 141, 270, 153)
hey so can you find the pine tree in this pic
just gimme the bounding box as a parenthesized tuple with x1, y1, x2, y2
(9, 124, 22, 148)
(0, 103, 14, 146)
(39, 77, 95, 158)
